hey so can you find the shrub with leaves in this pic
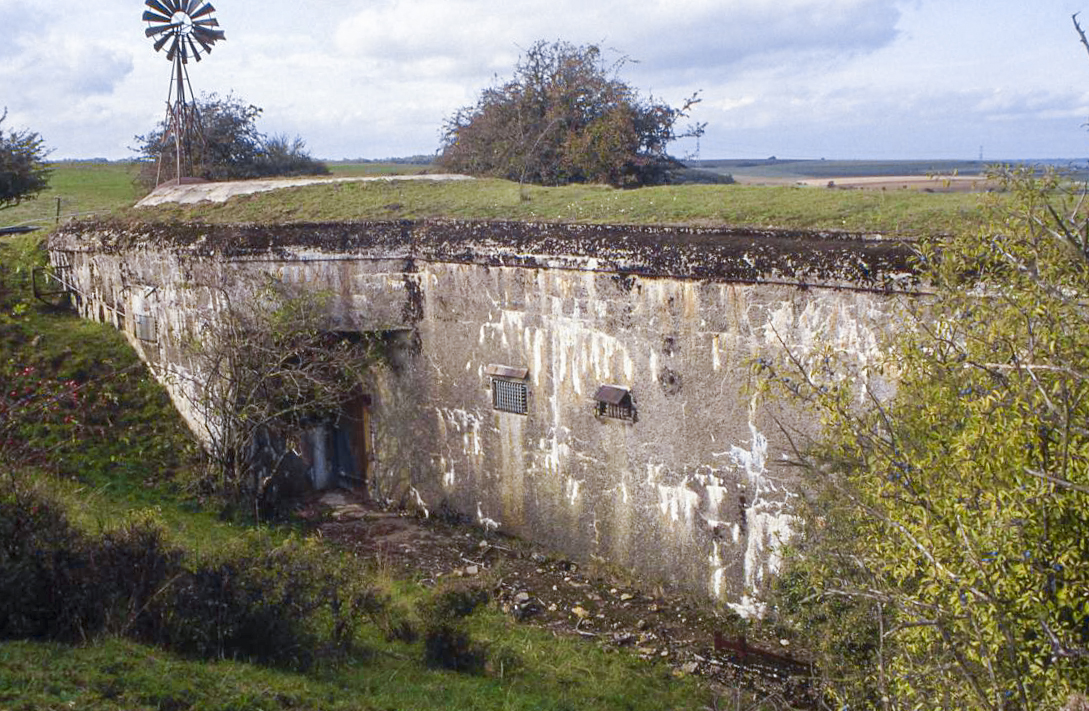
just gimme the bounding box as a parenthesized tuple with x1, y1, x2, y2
(766, 169, 1089, 709)
(438, 41, 703, 188)
(0, 108, 50, 210)
(0, 486, 183, 642)
(133, 92, 328, 189)
(161, 534, 384, 668)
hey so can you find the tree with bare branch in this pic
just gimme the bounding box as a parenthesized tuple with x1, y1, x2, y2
(175, 280, 376, 520)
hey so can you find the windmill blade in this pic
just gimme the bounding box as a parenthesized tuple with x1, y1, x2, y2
(142, 10, 172, 24)
(185, 0, 201, 15)
(166, 35, 181, 62)
(191, 31, 214, 55)
(179, 39, 189, 64)
(153, 33, 173, 52)
(146, 22, 183, 37)
(162, 0, 183, 13)
(194, 18, 219, 28)
(145, 0, 175, 18)
(189, 3, 216, 20)
(187, 36, 202, 62)
(192, 25, 225, 44)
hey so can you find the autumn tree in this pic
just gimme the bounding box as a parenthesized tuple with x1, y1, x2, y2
(437, 41, 704, 188)
(0, 109, 50, 210)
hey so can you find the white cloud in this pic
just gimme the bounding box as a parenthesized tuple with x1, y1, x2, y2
(332, 0, 901, 80)
(3, 0, 1088, 160)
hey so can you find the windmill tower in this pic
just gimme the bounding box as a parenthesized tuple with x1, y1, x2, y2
(143, 0, 226, 186)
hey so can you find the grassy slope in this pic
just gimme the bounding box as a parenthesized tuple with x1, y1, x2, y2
(0, 629, 698, 711)
(1, 163, 711, 710)
(129, 177, 986, 235)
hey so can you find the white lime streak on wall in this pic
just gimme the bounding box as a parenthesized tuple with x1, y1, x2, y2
(478, 309, 525, 348)
(709, 540, 726, 598)
(410, 487, 430, 518)
(718, 394, 798, 616)
(763, 296, 886, 402)
(436, 407, 483, 456)
(435, 408, 486, 490)
(656, 480, 701, 527)
(565, 476, 582, 506)
(704, 484, 729, 518)
(476, 502, 500, 532)
(440, 456, 456, 488)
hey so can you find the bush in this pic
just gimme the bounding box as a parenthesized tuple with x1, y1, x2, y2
(418, 581, 490, 673)
(0, 485, 89, 639)
(161, 535, 382, 668)
(762, 169, 1089, 708)
(0, 484, 385, 669)
(133, 93, 329, 189)
(0, 108, 51, 210)
(438, 41, 704, 188)
(0, 488, 183, 642)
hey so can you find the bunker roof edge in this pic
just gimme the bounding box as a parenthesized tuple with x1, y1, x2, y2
(50, 217, 921, 292)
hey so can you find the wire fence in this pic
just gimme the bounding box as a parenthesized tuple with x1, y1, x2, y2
(2, 196, 106, 232)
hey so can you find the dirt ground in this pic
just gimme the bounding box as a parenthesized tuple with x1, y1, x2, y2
(298, 492, 815, 708)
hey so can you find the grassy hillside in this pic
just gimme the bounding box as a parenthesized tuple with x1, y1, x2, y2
(1, 165, 720, 710)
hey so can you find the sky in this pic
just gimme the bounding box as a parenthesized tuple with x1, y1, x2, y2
(3, 0, 1089, 161)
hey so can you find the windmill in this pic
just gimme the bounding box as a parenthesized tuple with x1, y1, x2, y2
(143, 0, 226, 186)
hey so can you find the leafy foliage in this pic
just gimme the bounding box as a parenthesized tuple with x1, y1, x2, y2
(438, 41, 704, 188)
(0, 109, 50, 210)
(767, 169, 1089, 709)
(133, 93, 329, 189)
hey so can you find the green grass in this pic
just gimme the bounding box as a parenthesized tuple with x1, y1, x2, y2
(128, 177, 987, 235)
(2, 171, 717, 708)
(1, 161, 144, 230)
(0, 629, 704, 711)
(1, 160, 991, 236)
(695, 158, 992, 180)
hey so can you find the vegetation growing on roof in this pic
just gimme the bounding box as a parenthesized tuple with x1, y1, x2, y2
(124, 176, 986, 235)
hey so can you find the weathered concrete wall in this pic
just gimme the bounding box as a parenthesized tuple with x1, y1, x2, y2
(49, 219, 914, 611)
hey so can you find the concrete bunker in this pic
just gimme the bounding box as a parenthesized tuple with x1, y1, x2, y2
(49, 217, 916, 606)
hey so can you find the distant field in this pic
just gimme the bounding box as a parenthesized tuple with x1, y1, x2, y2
(326, 161, 434, 177)
(691, 157, 1089, 186)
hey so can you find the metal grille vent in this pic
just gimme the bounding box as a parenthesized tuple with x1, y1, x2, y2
(492, 378, 528, 415)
